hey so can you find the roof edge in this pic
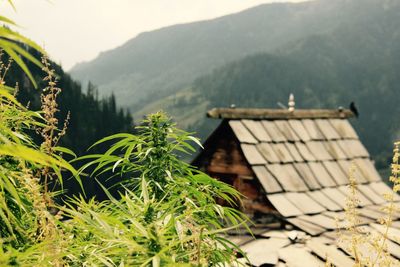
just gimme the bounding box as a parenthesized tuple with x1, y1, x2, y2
(207, 108, 355, 120)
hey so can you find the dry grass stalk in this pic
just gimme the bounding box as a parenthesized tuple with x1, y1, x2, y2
(336, 144, 400, 267)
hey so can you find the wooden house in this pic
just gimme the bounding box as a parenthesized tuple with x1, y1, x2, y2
(193, 102, 400, 266)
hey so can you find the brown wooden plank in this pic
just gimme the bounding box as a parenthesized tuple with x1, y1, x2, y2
(229, 120, 258, 143)
(207, 108, 355, 119)
(369, 182, 400, 201)
(307, 190, 342, 211)
(308, 162, 337, 187)
(240, 238, 290, 266)
(242, 119, 272, 142)
(285, 143, 303, 162)
(285, 192, 326, 214)
(287, 218, 325, 236)
(298, 214, 337, 229)
(307, 240, 355, 267)
(274, 120, 300, 141)
(278, 246, 324, 267)
(358, 184, 386, 204)
(315, 119, 340, 140)
(354, 158, 381, 182)
(293, 163, 321, 190)
(267, 164, 309, 192)
(240, 144, 267, 165)
(324, 141, 347, 160)
(261, 120, 286, 142)
(322, 161, 348, 185)
(267, 194, 303, 217)
(321, 188, 348, 209)
(337, 160, 368, 184)
(270, 143, 294, 163)
(256, 143, 280, 163)
(337, 185, 372, 207)
(329, 119, 359, 139)
(288, 120, 311, 142)
(295, 142, 316, 161)
(252, 166, 282, 193)
(306, 141, 333, 161)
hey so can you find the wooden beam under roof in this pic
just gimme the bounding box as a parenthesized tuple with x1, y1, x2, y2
(207, 108, 355, 119)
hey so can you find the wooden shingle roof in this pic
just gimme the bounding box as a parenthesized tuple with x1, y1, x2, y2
(200, 107, 400, 266)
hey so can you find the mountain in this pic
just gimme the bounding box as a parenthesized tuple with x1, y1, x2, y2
(70, 0, 358, 110)
(70, 0, 400, 169)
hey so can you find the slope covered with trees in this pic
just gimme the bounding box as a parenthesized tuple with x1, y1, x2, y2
(71, 0, 385, 110)
(5, 51, 133, 197)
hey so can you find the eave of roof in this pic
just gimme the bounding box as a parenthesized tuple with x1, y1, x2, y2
(207, 108, 355, 120)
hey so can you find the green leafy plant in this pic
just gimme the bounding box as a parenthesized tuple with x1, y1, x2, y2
(64, 112, 248, 266)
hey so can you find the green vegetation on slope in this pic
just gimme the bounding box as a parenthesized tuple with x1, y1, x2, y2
(5, 50, 134, 198)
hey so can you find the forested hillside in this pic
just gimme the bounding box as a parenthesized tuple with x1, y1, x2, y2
(5, 51, 133, 197)
(71, 0, 378, 110)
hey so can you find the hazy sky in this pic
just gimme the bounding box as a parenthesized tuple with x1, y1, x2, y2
(5, 0, 306, 70)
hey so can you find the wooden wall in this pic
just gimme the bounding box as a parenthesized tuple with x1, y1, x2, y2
(193, 121, 276, 216)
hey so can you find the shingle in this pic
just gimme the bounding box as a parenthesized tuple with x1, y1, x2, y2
(307, 190, 342, 211)
(285, 192, 326, 214)
(256, 143, 280, 163)
(267, 194, 303, 217)
(306, 141, 333, 161)
(295, 142, 316, 161)
(287, 218, 325, 236)
(288, 120, 311, 142)
(337, 160, 368, 184)
(322, 161, 348, 185)
(308, 162, 336, 187)
(302, 119, 324, 140)
(337, 139, 370, 158)
(261, 120, 286, 142)
(369, 182, 400, 201)
(229, 120, 257, 143)
(274, 120, 300, 141)
(337, 185, 372, 207)
(278, 246, 324, 266)
(285, 143, 303, 162)
(252, 166, 282, 193)
(293, 163, 321, 190)
(267, 164, 309, 192)
(240, 144, 266, 165)
(315, 119, 340, 140)
(298, 214, 337, 229)
(242, 120, 272, 142)
(270, 143, 294, 163)
(324, 141, 347, 160)
(358, 184, 386, 204)
(353, 158, 381, 182)
(329, 119, 358, 139)
(321, 188, 348, 209)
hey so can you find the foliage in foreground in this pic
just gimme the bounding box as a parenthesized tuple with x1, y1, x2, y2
(0, 58, 247, 265)
(62, 112, 248, 266)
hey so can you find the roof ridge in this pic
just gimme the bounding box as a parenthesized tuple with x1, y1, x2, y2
(207, 108, 355, 119)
